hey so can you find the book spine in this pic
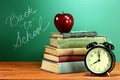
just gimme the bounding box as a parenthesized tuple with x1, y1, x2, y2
(63, 31, 97, 38)
(41, 59, 87, 74)
(59, 55, 85, 62)
(45, 47, 87, 56)
(57, 36, 107, 48)
(44, 53, 85, 62)
(56, 48, 87, 56)
(58, 61, 87, 73)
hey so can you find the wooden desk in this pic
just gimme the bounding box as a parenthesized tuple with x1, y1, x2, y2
(0, 62, 120, 80)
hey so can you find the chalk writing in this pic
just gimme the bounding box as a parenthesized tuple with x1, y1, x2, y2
(20, 18, 35, 30)
(14, 16, 50, 48)
(6, 6, 37, 28)
(5, 6, 50, 48)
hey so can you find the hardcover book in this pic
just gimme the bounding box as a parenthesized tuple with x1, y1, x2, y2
(45, 46, 87, 56)
(51, 31, 97, 38)
(44, 53, 85, 62)
(41, 59, 87, 74)
(50, 36, 107, 48)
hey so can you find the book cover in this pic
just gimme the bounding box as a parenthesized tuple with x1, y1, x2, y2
(44, 53, 85, 62)
(45, 46, 87, 56)
(41, 59, 87, 74)
(51, 31, 97, 38)
(50, 36, 107, 48)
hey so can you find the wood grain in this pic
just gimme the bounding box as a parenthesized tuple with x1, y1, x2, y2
(0, 62, 120, 80)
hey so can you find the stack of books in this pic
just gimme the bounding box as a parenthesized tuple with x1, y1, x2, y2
(41, 31, 107, 74)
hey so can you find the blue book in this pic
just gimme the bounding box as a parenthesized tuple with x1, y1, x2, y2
(41, 59, 87, 74)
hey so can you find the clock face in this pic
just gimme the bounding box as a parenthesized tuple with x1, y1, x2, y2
(85, 47, 112, 74)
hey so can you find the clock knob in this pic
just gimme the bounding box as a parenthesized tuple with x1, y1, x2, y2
(87, 42, 97, 49)
(103, 42, 114, 50)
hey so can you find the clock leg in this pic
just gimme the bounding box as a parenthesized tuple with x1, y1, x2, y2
(107, 72, 110, 77)
(88, 72, 111, 77)
(88, 72, 95, 76)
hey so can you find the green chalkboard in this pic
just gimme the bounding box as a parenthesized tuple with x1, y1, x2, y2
(0, 0, 120, 61)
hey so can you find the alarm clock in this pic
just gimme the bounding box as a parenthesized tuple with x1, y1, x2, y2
(85, 42, 116, 75)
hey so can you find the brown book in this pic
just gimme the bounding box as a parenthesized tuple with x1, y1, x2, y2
(44, 53, 85, 62)
(45, 46, 87, 56)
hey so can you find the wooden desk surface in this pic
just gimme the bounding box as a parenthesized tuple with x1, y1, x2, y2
(0, 62, 120, 80)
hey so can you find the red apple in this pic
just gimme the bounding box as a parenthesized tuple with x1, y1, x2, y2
(54, 12, 74, 33)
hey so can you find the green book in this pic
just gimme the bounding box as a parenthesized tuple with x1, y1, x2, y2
(41, 59, 87, 74)
(50, 36, 107, 48)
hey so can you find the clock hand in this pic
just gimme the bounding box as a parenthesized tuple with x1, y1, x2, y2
(93, 59, 100, 64)
(98, 50, 100, 59)
(90, 58, 100, 66)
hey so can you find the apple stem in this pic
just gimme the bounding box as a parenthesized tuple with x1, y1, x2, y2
(62, 11, 64, 14)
